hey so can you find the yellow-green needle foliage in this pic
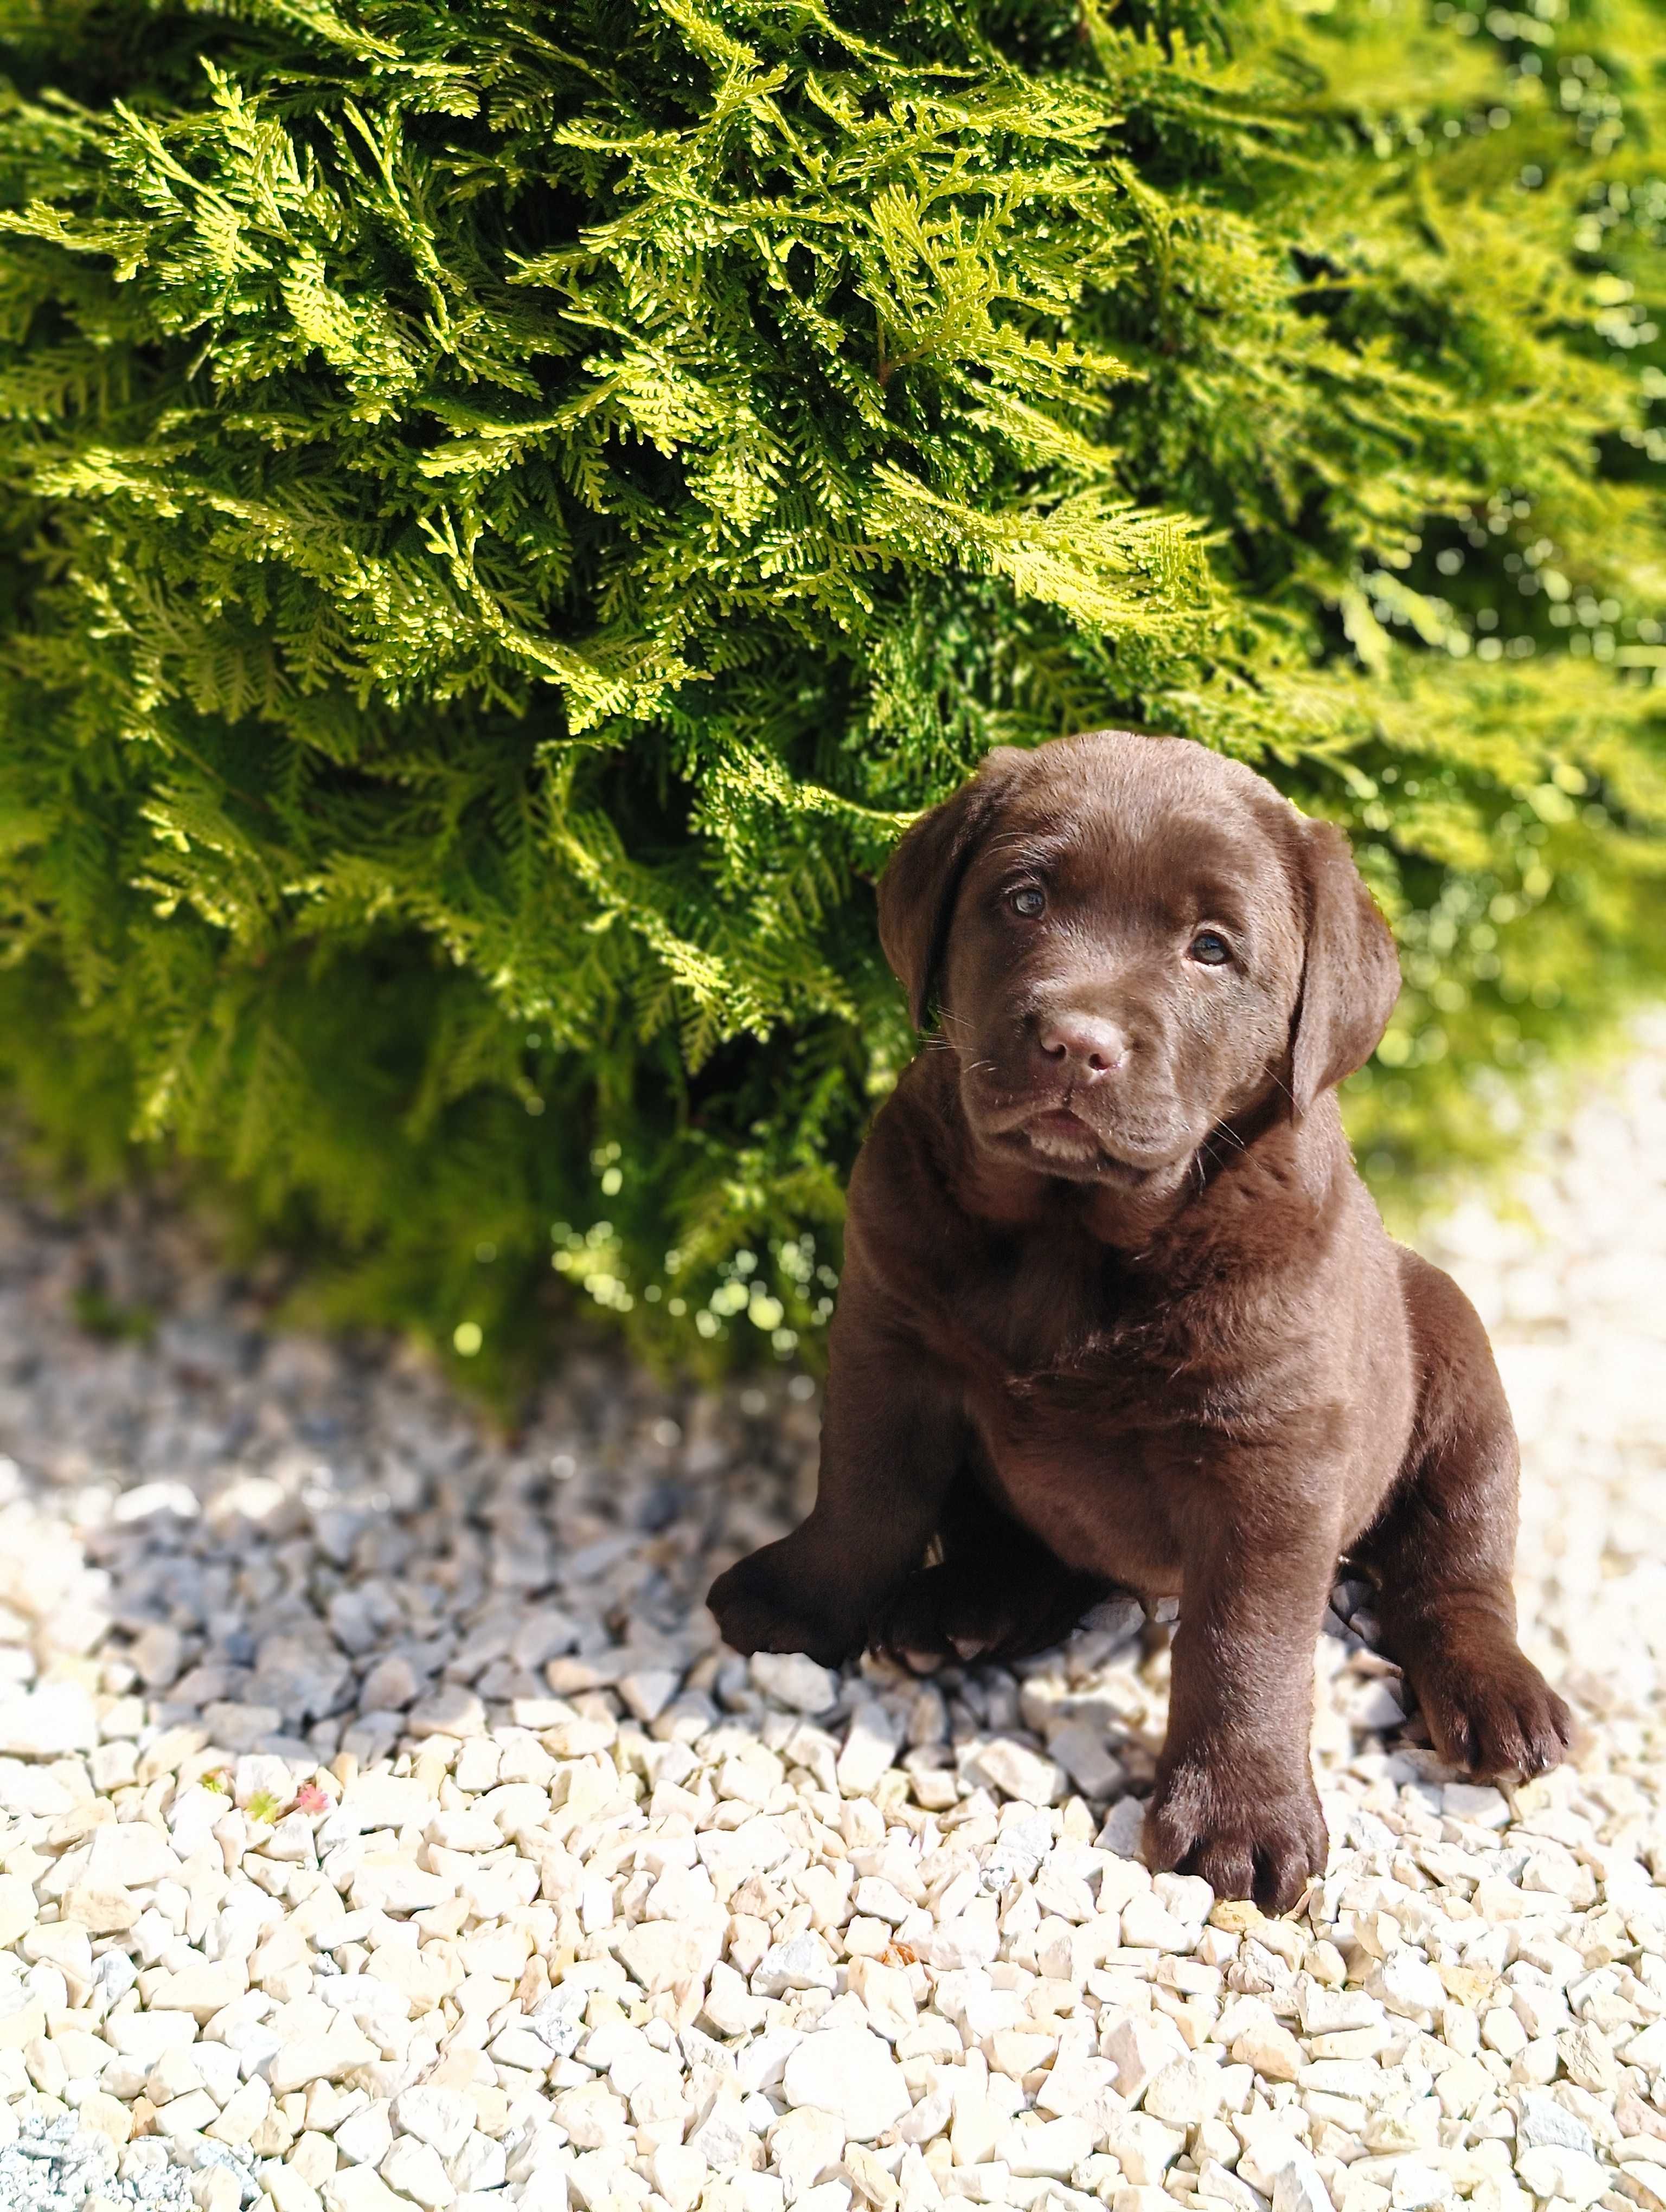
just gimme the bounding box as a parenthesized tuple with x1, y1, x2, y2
(0, 0, 1659, 1384)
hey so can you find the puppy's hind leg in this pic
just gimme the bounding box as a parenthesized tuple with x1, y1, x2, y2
(870, 1467, 1109, 1675)
(1354, 1250, 1571, 1781)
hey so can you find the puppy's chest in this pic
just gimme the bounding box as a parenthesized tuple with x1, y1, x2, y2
(944, 1232, 1181, 1381)
(950, 1236, 1116, 1368)
(935, 1228, 1290, 1436)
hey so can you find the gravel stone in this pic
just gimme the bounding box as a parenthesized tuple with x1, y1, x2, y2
(748, 1652, 840, 1715)
(390, 2089, 475, 2162)
(781, 2030, 911, 2140)
(1515, 2143, 1609, 2204)
(960, 1737, 1065, 1805)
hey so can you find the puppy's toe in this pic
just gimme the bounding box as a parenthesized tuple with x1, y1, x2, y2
(869, 1566, 969, 1675)
(1188, 1835, 1257, 1908)
(1252, 1822, 1328, 1917)
(872, 1559, 1107, 1674)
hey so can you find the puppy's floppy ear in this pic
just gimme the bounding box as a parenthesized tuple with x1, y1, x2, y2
(877, 748, 1025, 1030)
(1289, 818, 1401, 1115)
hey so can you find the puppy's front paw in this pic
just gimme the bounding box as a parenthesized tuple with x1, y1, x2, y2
(1144, 1761, 1328, 1915)
(707, 1539, 861, 1669)
(1406, 1638, 1573, 1782)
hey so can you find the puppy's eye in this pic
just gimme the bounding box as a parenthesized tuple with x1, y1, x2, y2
(1010, 888, 1047, 918)
(1189, 930, 1232, 966)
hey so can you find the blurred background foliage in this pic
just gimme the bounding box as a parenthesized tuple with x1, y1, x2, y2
(0, 0, 1659, 1392)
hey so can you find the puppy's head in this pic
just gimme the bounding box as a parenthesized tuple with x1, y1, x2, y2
(877, 731, 1400, 1191)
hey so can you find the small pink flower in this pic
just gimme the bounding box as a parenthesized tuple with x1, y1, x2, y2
(293, 1781, 330, 1816)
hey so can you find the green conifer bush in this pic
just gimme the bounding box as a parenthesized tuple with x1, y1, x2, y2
(0, 0, 1660, 1381)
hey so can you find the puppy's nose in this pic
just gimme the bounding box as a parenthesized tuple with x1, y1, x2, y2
(1039, 1014, 1127, 1076)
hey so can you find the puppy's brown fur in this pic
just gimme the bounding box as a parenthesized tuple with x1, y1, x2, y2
(709, 732, 1569, 1909)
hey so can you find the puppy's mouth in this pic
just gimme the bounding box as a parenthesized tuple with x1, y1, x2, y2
(962, 1060, 1189, 1183)
(990, 1102, 1176, 1182)
(1022, 1108, 1103, 1159)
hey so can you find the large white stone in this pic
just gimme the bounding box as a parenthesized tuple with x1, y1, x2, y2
(392, 2087, 477, 2162)
(1035, 2055, 1119, 2119)
(836, 1703, 901, 1796)
(749, 1652, 839, 1714)
(752, 1930, 838, 1997)
(845, 1957, 915, 2043)
(336, 2102, 395, 2166)
(769, 2106, 845, 2197)
(617, 1918, 709, 1994)
(1237, 2126, 1313, 2198)
(268, 2024, 380, 2095)
(206, 2078, 272, 2149)
(324, 2171, 410, 2212)
(451, 2134, 507, 2194)
(348, 1859, 453, 1914)
(489, 2024, 558, 2073)
(963, 1738, 1065, 1806)
(685, 2079, 760, 2171)
(651, 2143, 709, 2212)
(1119, 1893, 1195, 1954)
(84, 1819, 181, 1888)
(1100, 2111, 1187, 2185)
(1368, 1952, 1445, 2025)
(999, 2118, 1094, 2178)
(143, 1959, 248, 2020)
(1142, 2055, 1225, 2128)
(333, 1777, 440, 1834)
(1514, 2146, 1607, 2207)
(1048, 1722, 1124, 1800)
(408, 1684, 485, 1739)
(1268, 2144, 1335, 2212)
(105, 2011, 199, 2062)
(696, 1816, 793, 1897)
(1098, 1799, 1146, 1859)
(781, 2029, 911, 2142)
(618, 1669, 680, 1723)
(1102, 2012, 1188, 2103)
(381, 2136, 456, 2210)
(1514, 2092, 1593, 2159)
(1232, 2020, 1304, 2083)
(1296, 1983, 1383, 2036)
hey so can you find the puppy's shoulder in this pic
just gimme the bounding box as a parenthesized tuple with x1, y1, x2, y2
(849, 1053, 957, 1212)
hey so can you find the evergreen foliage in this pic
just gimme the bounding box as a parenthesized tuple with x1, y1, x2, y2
(0, 0, 1659, 1383)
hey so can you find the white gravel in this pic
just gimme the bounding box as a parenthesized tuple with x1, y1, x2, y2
(0, 1022, 1663, 2212)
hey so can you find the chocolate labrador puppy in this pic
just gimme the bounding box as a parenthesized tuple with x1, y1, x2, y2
(709, 731, 1569, 1908)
